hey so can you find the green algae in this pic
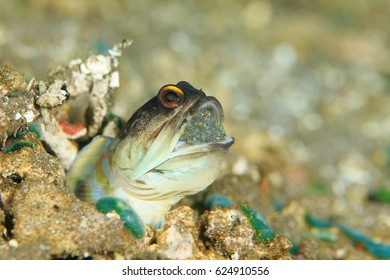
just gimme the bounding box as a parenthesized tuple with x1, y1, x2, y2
(306, 214, 390, 259)
(3, 141, 35, 153)
(96, 197, 145, 239)
(204, 194, 234, 210)
(240, 204, 275, 243)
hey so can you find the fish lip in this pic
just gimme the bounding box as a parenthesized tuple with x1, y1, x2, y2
(174, 135, 234, 150)
(219, 135, 235, 147)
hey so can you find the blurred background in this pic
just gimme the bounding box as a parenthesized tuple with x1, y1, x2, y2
(1, 0, 390, 229)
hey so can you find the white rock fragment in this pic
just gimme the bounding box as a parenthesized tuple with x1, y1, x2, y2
(111, 57, 119, 68)
(86, 55, 111, 76)
(39, 244, 51, 251)
(68, 58, 82, 68)
(79, 217, 88, 228)
(25, 78, 35, 92)
(232, 156, 250, 175)
(38, 80, 47, 94)
(69, 71, 91, 96)
(80, 62, 91, 74)
(87, 78, 110, 137)
(108, 39, 133, 57)
(231, 251, 240, 260)
(8, 239, 18, 248)
(109, 71, 120, 88)
(102, 119, 120, 138)
(159, 226, 194, 260)
(14, 112, 21, 120)
(23, 110, 35, 123)
(36, 80, 68, 108)
(108, 49, 122, 57)
(106, 212, 121, 219)
(156, 207, 197, 260)
(335, 248, 347, 259)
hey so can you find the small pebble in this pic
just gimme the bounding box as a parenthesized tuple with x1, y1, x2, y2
(39, 244, 51, 251)
(8, 239, 18, 248)
(335, 248, 347, 259)
(23, 110, 35, 123)
(109, 71, 120, 88)
(232, 157, 250, 175)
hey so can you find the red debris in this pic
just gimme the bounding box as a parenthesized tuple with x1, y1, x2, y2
(59, 120, 87, 139)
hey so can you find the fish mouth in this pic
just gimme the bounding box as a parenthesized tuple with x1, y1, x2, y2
(174, 97, 234, 150)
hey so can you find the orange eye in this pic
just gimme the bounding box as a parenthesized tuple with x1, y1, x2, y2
(157, 85, 185, 109)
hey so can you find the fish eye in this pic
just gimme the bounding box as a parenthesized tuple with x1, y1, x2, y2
(157, 85, 185, 109)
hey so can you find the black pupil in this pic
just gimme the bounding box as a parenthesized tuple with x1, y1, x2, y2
(165, 91, 181, 103)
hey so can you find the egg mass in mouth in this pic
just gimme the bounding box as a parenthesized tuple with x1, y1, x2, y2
(179, 107, 227, 144)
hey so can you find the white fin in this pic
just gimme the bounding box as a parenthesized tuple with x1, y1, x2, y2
(130, 124, 181, 181)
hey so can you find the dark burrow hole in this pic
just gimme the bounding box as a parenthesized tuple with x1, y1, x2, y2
(10, 173, 23, 184)
(0, 197, 15, 241)
(2, 213, 15, 241)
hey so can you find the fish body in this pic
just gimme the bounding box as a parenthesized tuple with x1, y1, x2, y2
(67, 81, 234, 227)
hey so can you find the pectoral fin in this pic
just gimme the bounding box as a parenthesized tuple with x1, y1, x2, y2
(66, 136, 113, 202)
(130, 124, 181, 181)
